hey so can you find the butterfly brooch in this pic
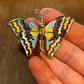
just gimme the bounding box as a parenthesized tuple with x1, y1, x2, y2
(8, 9, 74, 59)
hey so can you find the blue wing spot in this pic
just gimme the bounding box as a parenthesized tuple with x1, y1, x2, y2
(54, 18, 60, 33)
(26, 32, 31, 39)
(18, 32, 22, 38)
(52, 34, 58, 40)
(60, 29, 66, 37)
(22, 20, 30, 30)
(19, 32, 21, 35)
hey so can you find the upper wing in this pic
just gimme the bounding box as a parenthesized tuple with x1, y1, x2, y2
(8, 18, 39, 57)
(45, 16, 74, 58)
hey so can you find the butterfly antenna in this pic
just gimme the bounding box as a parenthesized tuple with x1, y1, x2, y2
(41, 9, 49, 23)
(34, 9, 40, 14)
(34, 9, 49, 23)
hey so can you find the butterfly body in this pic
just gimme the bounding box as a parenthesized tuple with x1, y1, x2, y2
(8, 15, 74, 59)
(38, 22, 45, 58)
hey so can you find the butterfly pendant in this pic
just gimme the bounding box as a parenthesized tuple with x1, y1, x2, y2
(8, 9, 74, 59)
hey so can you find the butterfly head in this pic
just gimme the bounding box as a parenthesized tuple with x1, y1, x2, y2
(39, 17, 45, 28)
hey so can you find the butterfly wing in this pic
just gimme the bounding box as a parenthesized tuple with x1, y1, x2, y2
(8, 18, 39, 57)
(45, 16, 74, 58)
